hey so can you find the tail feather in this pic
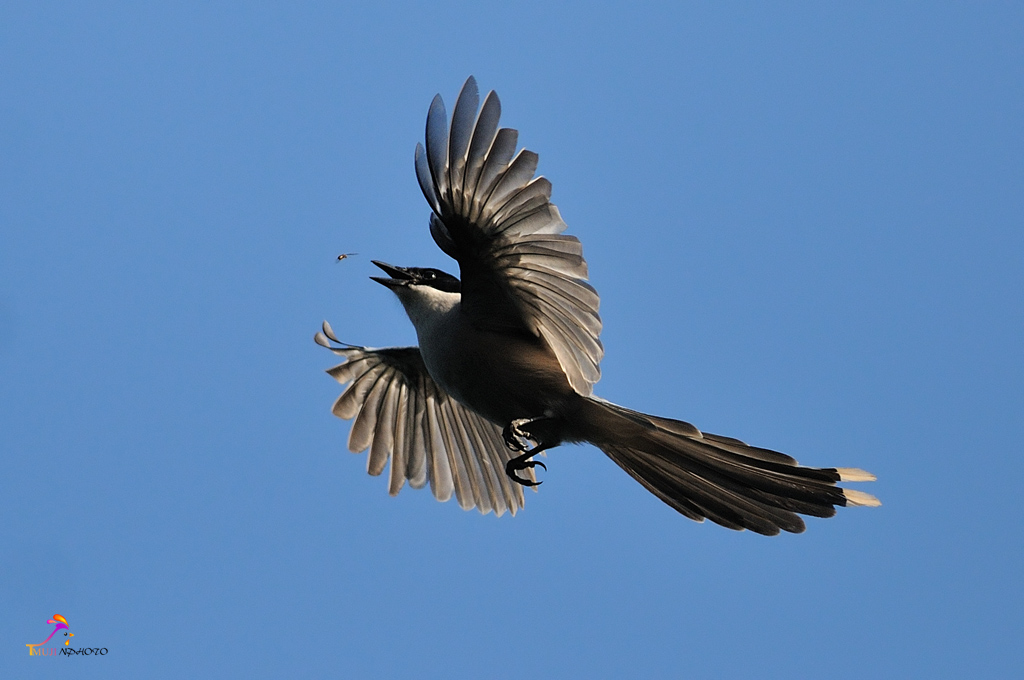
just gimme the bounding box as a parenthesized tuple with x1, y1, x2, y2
(578, 398, 879, 535)
(605, 444, 808, 534)
(603, 444, 752, 530)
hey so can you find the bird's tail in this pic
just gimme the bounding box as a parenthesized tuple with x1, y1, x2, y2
(572, 397, 880, 535)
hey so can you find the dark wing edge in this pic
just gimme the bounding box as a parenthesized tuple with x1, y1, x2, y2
(316, 324, 530, 516)
(415, 76, 604, 396)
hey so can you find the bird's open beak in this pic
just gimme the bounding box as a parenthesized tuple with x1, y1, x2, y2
(370, 260, 413, 288)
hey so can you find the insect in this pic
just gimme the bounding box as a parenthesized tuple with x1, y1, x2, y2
(337, 253, 358, 261)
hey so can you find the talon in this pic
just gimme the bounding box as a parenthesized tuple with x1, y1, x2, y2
(502, 416, 556, 485)
(510, 470, 542, 487)
(505, 451, 547, 487)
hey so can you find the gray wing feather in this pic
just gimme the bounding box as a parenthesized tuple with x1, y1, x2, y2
(415, 144, 441, 214)
(407, 378, 428, 489)
(387, 384, 410, 495)
(419, 78, 604, 396)
(495, 204, 568, 239)
(462, 91, 501, 210)
(423, 385, 454, 502)
(331, 362, 382, 420)
(462, 407, 531, 508)
(367, 377, 400, 476)
(349, 371, 388, 454)
(428, 213, 458, 259)
(438, 396, 478, 511)
(469, 128, 518, 223)
(425, 95, 449, 203)
(480, 150, 539, 223)
(448, 77, 479, 215)
(450, 406, 497, 514)
(488, 177, 554, 228)
(321, 340, 526, 516)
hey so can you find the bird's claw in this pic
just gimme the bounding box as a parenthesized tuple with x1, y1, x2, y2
(502, 417, 553, 486)
(506, 453, 546, 487)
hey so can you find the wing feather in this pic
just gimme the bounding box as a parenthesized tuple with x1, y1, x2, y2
(407, 378, 428, 488)
(440, 396, 484, 512)
(415, 143, 441, 214)
(419, 78, 604, 395)
(367, 377, 399, 475)
(388, 383, 410, 495)
(425, 95, 449, 203)
(423, 381, 454, 502)
(448, 77, 479, 215)
(469, 128, 519, 223)
(462, 90, 501, 210)
(488, 177, 553, 227)
(481, 150, 539, 223)
(349, 370, 389, 454)
(320, 341, 526, 515)
(451, 405, 500, 515)
(434, 394, 473, 509)
(332, 364, 384, 420)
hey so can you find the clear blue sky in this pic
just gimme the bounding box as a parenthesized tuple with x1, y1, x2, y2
(2, 2, 1022, 677)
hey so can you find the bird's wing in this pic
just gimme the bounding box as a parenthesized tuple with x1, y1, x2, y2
(316, 326, 532, 516)
(415, 76, 603, 396)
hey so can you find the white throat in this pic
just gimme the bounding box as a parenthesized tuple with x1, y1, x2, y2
(395, 285, 461, 337)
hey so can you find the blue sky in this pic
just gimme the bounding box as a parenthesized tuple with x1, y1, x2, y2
(2, 2, 1022, 677)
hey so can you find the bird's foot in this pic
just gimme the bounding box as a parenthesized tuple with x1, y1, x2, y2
(502, 417, 551, 486)
(505, 450, 547, 487)
(502, 417, 545, 452)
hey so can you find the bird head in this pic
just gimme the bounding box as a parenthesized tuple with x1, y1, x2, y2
(370, 261, 460, 293)
(370, 260, 461, 328)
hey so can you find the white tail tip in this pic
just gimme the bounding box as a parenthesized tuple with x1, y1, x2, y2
(843, 489, 881, 507)
(836, 467, 877, 482)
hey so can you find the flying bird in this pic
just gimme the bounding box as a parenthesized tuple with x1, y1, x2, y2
(316, 77, 879, 534)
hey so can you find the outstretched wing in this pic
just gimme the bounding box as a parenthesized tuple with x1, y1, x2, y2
(316, 324, 531, 516)
(415, 76, 603, 396)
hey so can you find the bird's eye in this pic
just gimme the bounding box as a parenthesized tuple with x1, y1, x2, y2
(428, 272, 436, 279)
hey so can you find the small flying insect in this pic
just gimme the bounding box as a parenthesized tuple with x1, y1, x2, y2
(337, 253, 358, 262)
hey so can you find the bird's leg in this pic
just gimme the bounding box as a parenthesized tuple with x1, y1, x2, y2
(503, 417, 553, 487)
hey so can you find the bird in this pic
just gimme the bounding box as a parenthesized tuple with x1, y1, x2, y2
(316, 76, 880, 534)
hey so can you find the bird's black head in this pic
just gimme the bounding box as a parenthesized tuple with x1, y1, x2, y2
(370, 261, 461, 293)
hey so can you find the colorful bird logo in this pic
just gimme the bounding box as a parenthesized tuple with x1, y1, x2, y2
(26, 614, 73, 654)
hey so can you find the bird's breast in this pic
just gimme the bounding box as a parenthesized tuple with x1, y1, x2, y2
(415, 308, 575, 426)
